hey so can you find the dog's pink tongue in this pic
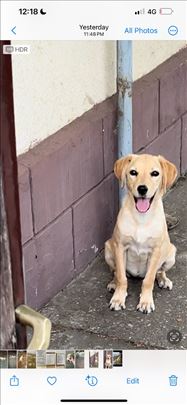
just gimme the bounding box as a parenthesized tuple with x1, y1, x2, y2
(136, 198, 150, 213)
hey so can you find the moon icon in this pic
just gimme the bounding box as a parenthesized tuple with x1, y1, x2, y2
(40, 9, 47, 15)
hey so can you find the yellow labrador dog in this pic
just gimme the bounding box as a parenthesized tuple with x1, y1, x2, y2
(105, 154, 177, 314)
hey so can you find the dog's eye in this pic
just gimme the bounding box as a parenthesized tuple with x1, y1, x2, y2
(130, 170, 138, 176)
(151, 171, 159, 177)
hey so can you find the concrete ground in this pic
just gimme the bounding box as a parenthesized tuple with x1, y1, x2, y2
(41, 176, 187, 350)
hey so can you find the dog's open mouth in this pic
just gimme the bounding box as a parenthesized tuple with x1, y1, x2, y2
(134, 195, 155, 213)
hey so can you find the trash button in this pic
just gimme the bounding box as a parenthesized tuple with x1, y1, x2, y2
(169, 375, 178, 386)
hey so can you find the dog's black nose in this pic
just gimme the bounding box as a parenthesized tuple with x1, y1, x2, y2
(137, 185, 148, 196)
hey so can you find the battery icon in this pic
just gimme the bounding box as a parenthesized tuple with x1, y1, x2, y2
(160, 8, 174, 15)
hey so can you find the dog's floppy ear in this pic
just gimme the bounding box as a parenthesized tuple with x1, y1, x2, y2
(158, 155, 177, 193)
(114, 154, 135, 188)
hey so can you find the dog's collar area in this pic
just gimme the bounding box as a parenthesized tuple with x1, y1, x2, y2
(134, 194, 155, 213)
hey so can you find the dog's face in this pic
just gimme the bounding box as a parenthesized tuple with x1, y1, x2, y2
(114, 154, 177, 213)
(67, 354, 74, 363)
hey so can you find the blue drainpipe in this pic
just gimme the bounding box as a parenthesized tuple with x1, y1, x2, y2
(117, 40, 133, 204)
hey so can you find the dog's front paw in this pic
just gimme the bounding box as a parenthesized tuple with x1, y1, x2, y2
(109, 289, 127, 311)
(137, 293, 155, 314)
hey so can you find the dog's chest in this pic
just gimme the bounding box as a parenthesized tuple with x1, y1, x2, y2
(121, 220, 157, 277)
(126, 234, 151, 277)
(120, 217, 156, 248)
(126, 242, 150, 277)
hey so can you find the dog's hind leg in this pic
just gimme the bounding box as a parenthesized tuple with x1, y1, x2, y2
(107, 275, 117, 292)
(156, 243, 176, 290)
(105, 239, 117, 292)
(156, 271, 173, 290)
(105, 239, 115, 270)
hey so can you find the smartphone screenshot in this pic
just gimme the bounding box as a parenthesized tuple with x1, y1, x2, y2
(0, 1, 187, 404)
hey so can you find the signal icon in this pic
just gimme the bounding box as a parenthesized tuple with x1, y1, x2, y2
(135, 8, 145, 15)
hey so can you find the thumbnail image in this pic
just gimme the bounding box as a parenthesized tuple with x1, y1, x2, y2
(75, 350, 84, 368)
(36, 350, 46, 368)
(66, 351, 75, 368)
(27, 351, 36, 368)
(112, 350, 123, 367)
(8, 351, 17, 368)
(104, 350, 113, 369)
(0, 351, 8, 368)
(18, 351, 27, 368)
(46, 351, 57, 368)
(89, 350, 99, 368)
(56, 351, 66, 368)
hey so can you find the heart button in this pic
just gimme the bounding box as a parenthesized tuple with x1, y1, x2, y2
(47, 376, 57, 385)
